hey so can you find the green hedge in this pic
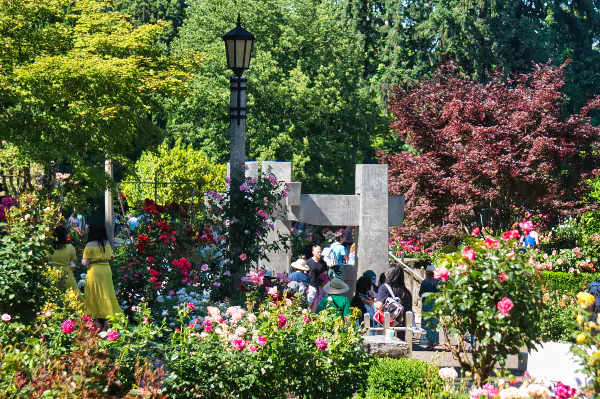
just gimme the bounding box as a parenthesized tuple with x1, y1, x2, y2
(358, 358, 443, 399)
(541, 271, 600, 296)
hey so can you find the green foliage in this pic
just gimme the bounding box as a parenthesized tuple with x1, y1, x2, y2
(161, 294, 371, 399)
(377, 0, 600, 113)
(121, 140, 226, 207)
(0, 0, 193, 204)
(432, 235, 544, 384)
(538, 289, 577, 342)
(358, 358, 443, 399)
(541, 271, 600, 297)
(0, 195, 57, 323)
(168, 0, 386, 194)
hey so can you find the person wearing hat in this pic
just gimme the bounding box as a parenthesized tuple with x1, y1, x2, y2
(419, 264, 440, 350)
(316, 278, 351, 319)
(289, 259, 310, 284)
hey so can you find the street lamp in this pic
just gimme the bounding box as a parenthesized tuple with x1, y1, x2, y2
(222, 13, 255, 187)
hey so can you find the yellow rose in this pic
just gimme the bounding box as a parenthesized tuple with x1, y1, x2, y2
(577, 314, 585, 323)
(577, 334, 587, 344)
(593, 351, 600, 358)
(577, 292, 595, 308)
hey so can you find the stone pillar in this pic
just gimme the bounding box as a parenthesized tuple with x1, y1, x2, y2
(259, 162, 292, 274)
(355, 164, 389, 278)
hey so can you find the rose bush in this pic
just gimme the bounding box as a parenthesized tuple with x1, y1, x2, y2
(430, 232, 545, 384)
(0, 194, 60, 322)
(112, 199, 230, 314)
(571, 291, 600, 396)
(206, 170, 288, 276)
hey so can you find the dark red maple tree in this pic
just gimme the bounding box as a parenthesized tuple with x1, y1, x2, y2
(379, 61, 600, 247)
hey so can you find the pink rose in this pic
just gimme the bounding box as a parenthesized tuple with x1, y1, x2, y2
(106, 329, 119, 341)
(498, 272, 507, 282)
(502, 229, 520, 240)
(303, 317, 311, 324)
(240, 253, 247, 261)
(497, 297, 514, 316)
(484, 238, 500, 249)
(248, 344, 258, 352)
(433, 267, 449, 282)
(1, 313, 11, 322)
(472, 227, 481, 235)
(201, 264, 210, 272)
(187, 302, 196, 311)
(315, 337, 328, 351)
(82, 315, 91, 323)
(231, 338, 246, 351)
(61, 319, 75, 334)
(256, 336, 267, 346)
(462, 247, 476, 261)
(277, 314, 287, 328)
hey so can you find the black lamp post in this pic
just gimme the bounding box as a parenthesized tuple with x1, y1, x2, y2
(222, 14, 255, 187)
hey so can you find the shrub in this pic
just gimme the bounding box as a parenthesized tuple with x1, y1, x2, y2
(541, 271, 600, 296)
(432, 232, 545, 384)
(160, 291, 371, 399)
(121, 140, 226, 207)
(0, 195, 58, 322)
(538, 289, 577, 342)
(359, 358, 443, 399)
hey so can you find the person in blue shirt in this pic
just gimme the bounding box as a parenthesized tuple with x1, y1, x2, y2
(331, 232, 348, 265)
(288, 259, 310, 284)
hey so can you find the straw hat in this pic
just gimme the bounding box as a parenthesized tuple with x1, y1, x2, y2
(290, 259, 309, 271)
(323, 278, 349, 295)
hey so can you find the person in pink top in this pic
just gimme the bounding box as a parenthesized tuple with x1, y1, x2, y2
(310, 272, 330, 313)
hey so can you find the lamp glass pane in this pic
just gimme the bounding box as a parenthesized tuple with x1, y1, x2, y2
(226, 40, 235, 68)
(235, 39, 247, 68)
(243, 40, 252, 68)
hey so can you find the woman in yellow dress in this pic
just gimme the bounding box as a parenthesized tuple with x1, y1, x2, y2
(82, 221, 121, 329)
(49, 226, 83, 304)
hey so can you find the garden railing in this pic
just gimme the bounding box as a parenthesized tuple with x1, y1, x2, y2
(363, 311, 425, 358)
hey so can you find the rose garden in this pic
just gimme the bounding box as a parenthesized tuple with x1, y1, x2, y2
(3, 0, 600, 398)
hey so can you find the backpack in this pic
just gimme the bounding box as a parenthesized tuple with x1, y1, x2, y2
(322, 243, 342, 267)
(374, 284, 405, 327)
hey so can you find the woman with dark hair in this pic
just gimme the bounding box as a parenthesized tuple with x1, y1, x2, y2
(375, 266, 412, 340)
(50, 226, 82, 303)
(351, 276, 375, 321)
(82, 221, 121, 328)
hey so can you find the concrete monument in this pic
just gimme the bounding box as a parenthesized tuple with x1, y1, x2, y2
(228, 161, 405, 291)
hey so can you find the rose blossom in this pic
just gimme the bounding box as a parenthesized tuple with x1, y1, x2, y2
(434, 267, 449, 281)
(315, 337, 328, 350)
(267, 286, 278, 297)
(256, 335, 267, 346)
(462, 247, 476, 261)
(231, 338, 246, 351)
(248, 344, 259, 352)
(1, 313, 11, 322)
(502, 229, 520, 240)
(277, 314, 287, 328)
(472, 227, 481, 235)
(106, 329, 119, 341)
(484, 238, 500, 249)
(247, 313, 257, 324)
(497, 297, 514, 316)
(498, 272, 508, 282)
(201, 264, 210, 272)
(239, 253, 247, 261)
(61, 319, 75, 334)
(303, 317, 311, 324)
